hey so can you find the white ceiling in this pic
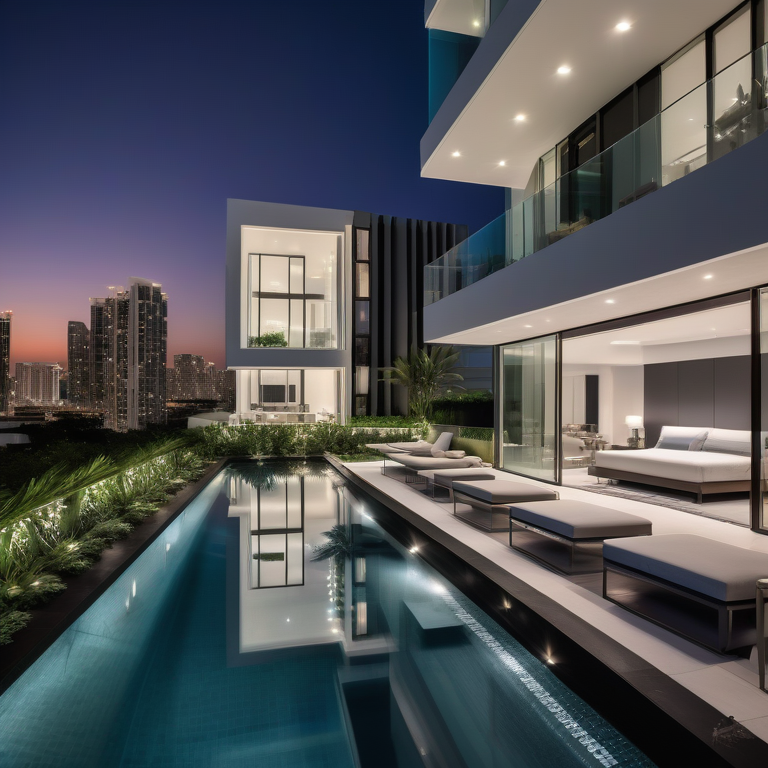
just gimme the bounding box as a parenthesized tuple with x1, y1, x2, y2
(562, 303, 750, 366)
(427, 241, 768, 346)
(427, 0, 486, 37)
(422, 0, 738, 188)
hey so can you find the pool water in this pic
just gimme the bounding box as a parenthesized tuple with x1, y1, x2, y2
(0, 461, 655, 767)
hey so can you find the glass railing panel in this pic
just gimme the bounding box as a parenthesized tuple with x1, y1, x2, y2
(661, 81, 707, 186)
(425, 42, 768, 305)
(712, 50, 762, 162)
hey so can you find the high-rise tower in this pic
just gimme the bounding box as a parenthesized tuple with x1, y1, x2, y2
(0, 311, 11, 414)
(90, 279, 167, 431)
(67, 320, 90, 407)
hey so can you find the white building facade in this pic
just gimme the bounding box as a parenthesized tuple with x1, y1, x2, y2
(422, 0, 768, 534)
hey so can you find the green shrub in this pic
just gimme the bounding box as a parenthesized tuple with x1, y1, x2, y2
(247, 332, 288, 347)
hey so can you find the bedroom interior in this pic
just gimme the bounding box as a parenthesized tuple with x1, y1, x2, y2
(560, 298, 752, 526)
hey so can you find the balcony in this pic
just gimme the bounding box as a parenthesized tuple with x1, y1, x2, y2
(425, 42, 768, 306)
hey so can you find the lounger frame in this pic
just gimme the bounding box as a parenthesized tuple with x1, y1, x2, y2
(603, 559, 757, 654)
(510, 519, 606, 575)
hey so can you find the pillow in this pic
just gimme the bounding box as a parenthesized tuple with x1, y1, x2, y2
(444, 450, 466, 459)
(702, 428, 751, 456)
(656, 431, 708, 451)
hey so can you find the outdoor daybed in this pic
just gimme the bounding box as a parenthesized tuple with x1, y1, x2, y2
(366, 430, 453, 456)
(451, 479, 559, 531)
(603, 534, 768, 654)
(509, 500, 652, 574)
(589, 426, 751, 503)
(381, 451, 485, 484)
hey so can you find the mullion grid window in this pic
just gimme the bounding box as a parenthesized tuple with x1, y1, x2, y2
(250, 253, 307, 348)
(353, 228, 371, 416)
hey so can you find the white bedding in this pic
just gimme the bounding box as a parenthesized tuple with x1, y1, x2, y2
(594, 448, 750, 484)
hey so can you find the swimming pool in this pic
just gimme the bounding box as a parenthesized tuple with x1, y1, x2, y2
(0, 460, 655, 767)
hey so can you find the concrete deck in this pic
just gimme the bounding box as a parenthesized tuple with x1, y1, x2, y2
(344, 460, 768, 748)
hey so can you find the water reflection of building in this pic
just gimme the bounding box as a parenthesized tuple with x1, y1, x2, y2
(226, 462, 345, 652)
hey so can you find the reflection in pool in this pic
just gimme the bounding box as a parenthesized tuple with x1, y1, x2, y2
(0, 461, 654, 767)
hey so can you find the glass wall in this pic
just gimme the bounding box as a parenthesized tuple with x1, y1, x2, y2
(242, 225, 341, 350)
(248, 252, 337, 348)
(353, 228, 371, 415)
(235, 369, 341, 423)
(760, 288, 768, 531)
(500, 335, 558, 482)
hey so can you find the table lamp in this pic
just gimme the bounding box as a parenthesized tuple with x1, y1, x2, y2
(625, 415, 644, 448)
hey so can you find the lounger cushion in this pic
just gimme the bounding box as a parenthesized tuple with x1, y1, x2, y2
(603, 534, 768, 602)
(452, 479, 558, 504)
(509, 500, 652, 540)
(389, 454, 483, 469)
(365, 443, 408, 454)
(430, 469, 495, 488)
(444, 450, 465, 459)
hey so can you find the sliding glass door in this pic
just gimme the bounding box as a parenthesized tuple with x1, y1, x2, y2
(500, 335, 558, 482)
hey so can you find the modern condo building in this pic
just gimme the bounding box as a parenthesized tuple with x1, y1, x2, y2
(14, 362, 62, 406)
(226, 200, 470, 423)
(422, 0, 768, 534)
(89, 279, 168, 431)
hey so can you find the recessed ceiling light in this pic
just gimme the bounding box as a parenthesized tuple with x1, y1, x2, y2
(524, 324, 533, 328)
(452, 150, 461, 157)
(703, 274, 713, 279)
(473, 19, 481, 28)
(615, 21, 631, 32)
(610, 340, 641, 345)
(514, 114, 526, 122)
(605, 299, 615, 304)
(498, 160, 506, 166)
(557, 65, 571, 75)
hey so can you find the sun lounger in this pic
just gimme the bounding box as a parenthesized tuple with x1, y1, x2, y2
(366, 431, 453, 456)
(451, 479, 559, 532)
(603, 534, 768, 654)
(508, 500, 651, 574)
(417, 468, 496, 501)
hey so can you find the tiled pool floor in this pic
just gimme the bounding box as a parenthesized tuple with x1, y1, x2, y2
(344, 461, 768, 746)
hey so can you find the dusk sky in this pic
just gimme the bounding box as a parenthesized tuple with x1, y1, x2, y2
(0, 1, 503, 371)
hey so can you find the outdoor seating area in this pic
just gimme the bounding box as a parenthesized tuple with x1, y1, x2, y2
(345, 454, 768, 684)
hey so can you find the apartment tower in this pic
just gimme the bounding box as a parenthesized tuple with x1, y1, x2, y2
(67, 320, 90, 407)
(0, 311, 10, 414)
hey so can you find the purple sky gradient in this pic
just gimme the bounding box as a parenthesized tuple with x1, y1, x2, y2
(0, 1, 503, 369)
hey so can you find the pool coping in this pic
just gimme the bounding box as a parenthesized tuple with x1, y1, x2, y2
(0, 458, 229, 696)
(326, 455, 768, 768)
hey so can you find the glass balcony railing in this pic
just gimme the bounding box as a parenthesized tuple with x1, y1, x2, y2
(425, 42, 768, 305)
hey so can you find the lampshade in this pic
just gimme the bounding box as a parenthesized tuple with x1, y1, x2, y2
(625, 415, 644, 428)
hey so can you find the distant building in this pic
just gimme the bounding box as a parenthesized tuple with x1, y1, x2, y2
(89, 278, 168, 431)
(15, 362, 62, 406)
(167, 354, 236, 410)
(0, 311, 10, 414)
(67, 320, 90, 407)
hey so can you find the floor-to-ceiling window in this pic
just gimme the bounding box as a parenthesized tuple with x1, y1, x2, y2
(241, 225, 341, 350)
(561, 297, 752, 527)
(759, 287, 768, 532)
(500, 335, 558, 482)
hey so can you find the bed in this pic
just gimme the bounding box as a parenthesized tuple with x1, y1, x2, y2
(588, 426, 752, 503)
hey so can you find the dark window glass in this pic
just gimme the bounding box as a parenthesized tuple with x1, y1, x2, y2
(637, 69, 660, 124)
(355, 337, 370, 366)
(573, 118, 597, 167)
(601, 88, 634, 150)
(355, 301, 370, 335)
(355, 396, 368, 416)
(355, 229, 370, 261)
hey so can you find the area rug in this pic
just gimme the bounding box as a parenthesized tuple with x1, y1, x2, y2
(578, 482, 749, 527)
